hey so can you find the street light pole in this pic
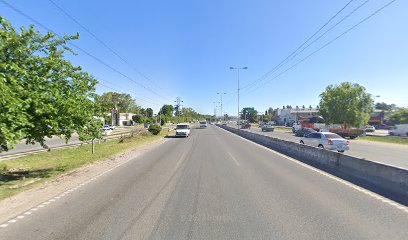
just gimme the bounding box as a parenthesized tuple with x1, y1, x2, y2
(230, 67, 248, 128)
(217, 92, 226, 121)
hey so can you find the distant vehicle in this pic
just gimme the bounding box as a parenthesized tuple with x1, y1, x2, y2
(365, 125, 375, 132)
(374, 124, 392, 130)
(389, 124, 408, 137)
(292, 122, 302, 133)
(199, 121, 207, 128)
(329, 127, 365, 139)
(221, 122, 227, 126)
(240, 123, 251, 129)
(102, 125, 111, 131)
(295, 128, 316, 137)
(175, 123, 191, 137)
(107, 124, 116, 130)
(261, 124, 274, 132)
(300, 132, 349, 152)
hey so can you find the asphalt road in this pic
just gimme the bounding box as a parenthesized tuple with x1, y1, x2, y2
(243, 126, 408, 169)
(1, 126, 407, 239)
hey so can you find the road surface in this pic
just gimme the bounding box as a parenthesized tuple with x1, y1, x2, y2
(244, 126, 408, 169)
(1, 126, 407, 239)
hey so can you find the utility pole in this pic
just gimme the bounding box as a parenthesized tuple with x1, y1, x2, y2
(213, 101, 220, 122)
(174, 97, 183, 123)
(230, 67, 248, 128)
(217, 92, 226, 121)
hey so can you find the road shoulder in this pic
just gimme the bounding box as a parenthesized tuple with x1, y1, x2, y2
(0, 137, 167, 224)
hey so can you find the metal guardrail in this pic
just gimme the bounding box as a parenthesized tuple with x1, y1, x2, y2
(0, 126, 178, 161)
(0, 130, 143, 161)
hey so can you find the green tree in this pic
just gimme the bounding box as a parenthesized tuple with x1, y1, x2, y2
(241, 107, 258, 123)
(319, 82, 374, 128)
(160, 104, 174, 116)
(131, 114, 146, 124)
(375, 102, 396, 111)
(0, 17, 101, 151)
(146, 108, 154, 118)
(389, 110, 408, 124)
(97, 92, 139, 113)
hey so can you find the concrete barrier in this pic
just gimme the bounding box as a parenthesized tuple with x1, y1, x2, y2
(218, 125, 408, 201)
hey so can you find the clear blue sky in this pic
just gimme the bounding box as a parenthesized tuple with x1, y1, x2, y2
(2, 0, 407, 115)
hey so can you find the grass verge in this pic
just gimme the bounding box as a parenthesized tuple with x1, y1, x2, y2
(274, 126, 292, 131)
(0, 131, 167, 200)
(357, 135, 408, 145)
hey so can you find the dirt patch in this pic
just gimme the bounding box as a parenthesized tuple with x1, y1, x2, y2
(0, 137, 167, 224)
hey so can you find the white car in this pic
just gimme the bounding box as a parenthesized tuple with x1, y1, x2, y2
(199, 121, 208, 128)
(389, 124, 408, 137)
(102, 125, 111, 131)
(175, 124, 191, 137)
(300, 132, 349, 152)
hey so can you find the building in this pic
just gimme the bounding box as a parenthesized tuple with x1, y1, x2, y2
(276, 107, 319, 125)
(118, 113, 135, 126)
(368, 110, 386, 125)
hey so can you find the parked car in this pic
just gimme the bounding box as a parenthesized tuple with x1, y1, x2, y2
(300, 132, 349, 152)
(261, 124, 274, 132)
(374, 124, 392, 130)
(389, 124, 408, 136)
(107, 124, 116, 130)
(175, 123, 191, 137)
(295, 128, 316, 137)
(240, 123, 251, 129)
(102, 125, 111, 131)
(365, 125, 375, 132)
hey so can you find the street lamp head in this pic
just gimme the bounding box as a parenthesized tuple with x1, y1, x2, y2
(229, 67, 234, 69)
(243, 67, 248, 69)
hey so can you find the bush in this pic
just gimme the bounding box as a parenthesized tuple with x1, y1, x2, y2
(148, 124, 162, 135)
(0, 163, 8, 174)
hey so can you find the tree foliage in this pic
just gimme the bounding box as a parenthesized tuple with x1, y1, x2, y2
(375, 102, 396, 111)
(319, 82, 373, 128)
(160, 104, 174, 116)
(0, 17, 101, 151)
(389, 109, 408, 124)
(148, 124, 161, 135)
(241, 107, 258, 123)
(146, 108, 154, 118)
(131, 114, 146, 124)
(97, 92, 139, 113)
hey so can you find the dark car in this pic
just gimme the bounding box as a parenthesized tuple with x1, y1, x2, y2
(295, 128, 316, 137)
(374, 124, 392, 130)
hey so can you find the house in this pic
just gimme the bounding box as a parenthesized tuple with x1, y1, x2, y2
(118, 113, 134, 126)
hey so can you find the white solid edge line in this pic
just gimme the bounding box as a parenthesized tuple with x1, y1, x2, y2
(217, 126, 408, 213)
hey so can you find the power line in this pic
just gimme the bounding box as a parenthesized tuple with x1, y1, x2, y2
(47, 0, 173, 102)
(98, 82, 161, 107)
(245, 0, 397, 95)
(241, 0, 356, 92)
(243, 0, 371, 94)
(1, 0, 169, 106)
